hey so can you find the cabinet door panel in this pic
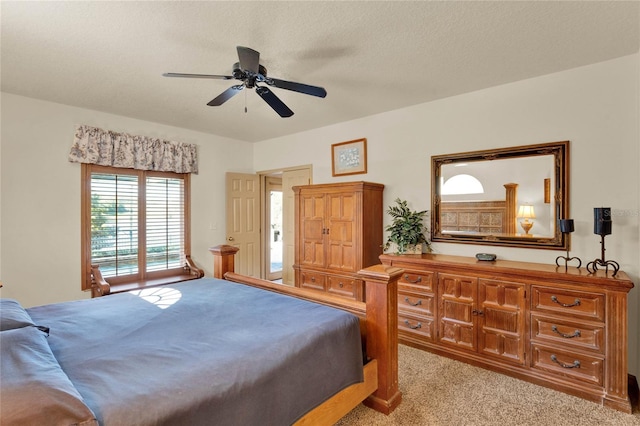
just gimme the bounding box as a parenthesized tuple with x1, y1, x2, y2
(438, 274, 477, 350)
(328, 220, 354, 243)
(328, 242, 355, 271)
(440, 322, 475, 349)
(328, 193, 355, 220)
(302, 240, 324, 267)
(482, 331, 524, 364)
(478, 279, 526, 365)
(326, 193, 357, 272)
(301, 219, 324, 267)
(299, 194, 325, 267)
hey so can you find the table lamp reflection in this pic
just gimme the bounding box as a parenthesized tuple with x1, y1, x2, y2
(517, 205, 536, 235)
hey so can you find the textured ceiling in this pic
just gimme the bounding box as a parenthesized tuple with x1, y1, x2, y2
(1, 1, 638, 142)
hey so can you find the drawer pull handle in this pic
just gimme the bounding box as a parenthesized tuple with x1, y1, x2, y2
(550, 354, 580, 369)
(404, 320, 422, 330)
(310, 277, 316, 282)
(472, 309, 484, 316)
(551, 325, 581, 339)
(338, 282, 344, 288)
(404, 297, 422, 306)
(551, 295, 581, 308)
(404, 274, 422, 284)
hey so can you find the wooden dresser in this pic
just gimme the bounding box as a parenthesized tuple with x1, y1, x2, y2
(293, 181, 384, 301)
(380, 253, 635, 413)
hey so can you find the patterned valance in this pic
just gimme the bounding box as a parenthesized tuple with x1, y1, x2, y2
(68, 125, 198, 174)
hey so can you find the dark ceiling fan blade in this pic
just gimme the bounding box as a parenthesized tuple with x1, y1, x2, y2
(163, 72, 233, 80)
(267, 78, 327, 98)
(207, 85, 243, 106)
(237, 46, 260, 74)
(255, 86, 294, 117)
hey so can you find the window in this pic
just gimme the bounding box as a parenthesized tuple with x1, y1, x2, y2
(81, 164, 191, 291)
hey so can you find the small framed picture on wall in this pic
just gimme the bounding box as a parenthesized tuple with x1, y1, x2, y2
(331, 138, 367, 177)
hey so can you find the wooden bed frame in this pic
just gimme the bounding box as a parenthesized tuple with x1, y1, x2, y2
(210, 245, 402, 424)
(91, 245, 402, 424)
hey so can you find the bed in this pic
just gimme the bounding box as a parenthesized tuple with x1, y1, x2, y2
(0, 245, 401, 425)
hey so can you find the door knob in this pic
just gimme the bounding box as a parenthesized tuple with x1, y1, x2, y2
(227, 237, 234, 242)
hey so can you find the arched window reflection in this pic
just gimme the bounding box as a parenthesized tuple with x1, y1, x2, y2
(130, 287, 182, 309)
(441, 174, 484, 195)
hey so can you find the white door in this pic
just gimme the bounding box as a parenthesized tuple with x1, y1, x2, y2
(226, 172, 260, 276)
(281, 168, 311, 285)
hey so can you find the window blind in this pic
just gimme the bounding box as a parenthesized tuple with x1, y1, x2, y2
(89, 171, 186, 279)
(90, 173, 139, 277)
(146, 176, 185, 272)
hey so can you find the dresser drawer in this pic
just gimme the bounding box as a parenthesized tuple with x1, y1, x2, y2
(299, 270, 326, 292)
(327, 276, 357, 300)
(531, 286, 605, 321)
(399, 312, 436, 342)
(399, 271, 435, 294)
(531, 344, 604, 386)
(399, 290, 435, 317)
(531, 314, 604, 353)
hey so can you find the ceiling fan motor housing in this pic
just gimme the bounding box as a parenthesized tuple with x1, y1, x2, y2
(232, 62, 268, 88)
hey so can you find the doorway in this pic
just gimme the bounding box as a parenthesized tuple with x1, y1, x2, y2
(265, 177, 283, 281)
(259, 166, 311, 285)
(227, 168, 310, 282)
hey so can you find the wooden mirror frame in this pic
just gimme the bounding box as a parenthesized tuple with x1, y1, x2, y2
(431, 141, 570, 250)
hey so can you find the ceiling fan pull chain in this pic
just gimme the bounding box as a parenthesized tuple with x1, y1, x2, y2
(244, 88, 247, 113)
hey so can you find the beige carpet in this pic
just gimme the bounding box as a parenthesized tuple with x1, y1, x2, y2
(336, 344, 640, 426)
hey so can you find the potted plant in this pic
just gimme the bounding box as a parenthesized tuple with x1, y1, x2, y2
(384, 198, 430, 254)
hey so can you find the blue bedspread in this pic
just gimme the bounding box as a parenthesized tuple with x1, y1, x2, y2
(26, 278, 363, 425)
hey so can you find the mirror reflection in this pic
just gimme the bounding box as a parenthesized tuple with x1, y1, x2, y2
(432, 141, 569, 250)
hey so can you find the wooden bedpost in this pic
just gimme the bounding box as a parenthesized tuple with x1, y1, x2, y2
(90, 264, 111, 298)
(209, 245, 239, 278)
(359, 264, 403, 414)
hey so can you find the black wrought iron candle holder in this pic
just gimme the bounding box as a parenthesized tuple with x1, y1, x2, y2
(586, 207, 619, 276)
(555, 219, 581, 270)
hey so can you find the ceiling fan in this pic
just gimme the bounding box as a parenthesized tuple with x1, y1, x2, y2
(163, 46, 327, 117)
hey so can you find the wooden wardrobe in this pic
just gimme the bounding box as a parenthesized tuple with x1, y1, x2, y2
(293, 181, 384, 301)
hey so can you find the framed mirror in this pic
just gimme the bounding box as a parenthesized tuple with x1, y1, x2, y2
(431, 141, 569, 250)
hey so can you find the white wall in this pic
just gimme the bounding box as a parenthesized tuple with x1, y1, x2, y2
(0, 55, 638, 376)
(0, 93, 253, 306)
(254, 55, 640, 376)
